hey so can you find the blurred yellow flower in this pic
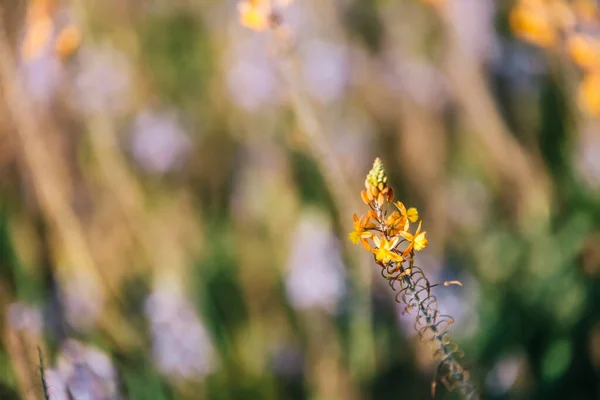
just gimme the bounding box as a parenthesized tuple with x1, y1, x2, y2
(567, 34, 600, 70)
(402, 221, 428, 254)
(572, 0, 599, 23)
(21, 16, 53, 60)
(55, 24, 82, 59)
(237, 0, 270, 31)
(579, 71, 600, 116)
(372, 236, 403, 264)
(237, 0, 293, 31)
(510, 3, 556, 48)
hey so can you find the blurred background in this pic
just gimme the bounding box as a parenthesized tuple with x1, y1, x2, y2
(0, 0, 599, 399)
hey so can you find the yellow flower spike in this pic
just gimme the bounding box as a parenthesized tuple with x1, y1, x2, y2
(372, 236, 403, 264)
(401, 220, 428, 256)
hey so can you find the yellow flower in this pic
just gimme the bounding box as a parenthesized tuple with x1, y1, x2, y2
(237, 0, 270, 31)
(349, 214, 374, 250)
(386, 211, 408, 236)
(509, 3, 556, 48)
(567, 34, 600, 70)
(395, 201, 418, 223)
(401, 221, 428, 255)
(579, 71, 600, 116)
(372, 236, 403, 264)
(237, 0, 294, 31)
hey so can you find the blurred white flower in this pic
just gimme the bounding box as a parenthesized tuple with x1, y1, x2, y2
(129, 109, 191, 174)
(285, 210, 346, 314)
(144, 280, 217, 379)
(70, 45, 132, 115)
(485, 352, 527, 395)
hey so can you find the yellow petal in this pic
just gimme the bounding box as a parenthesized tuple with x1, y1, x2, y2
(395, 201, 407, 215)
(413, 232, 428, 251)
(360, 237, 371, 251)
(406, 207, 419, 223)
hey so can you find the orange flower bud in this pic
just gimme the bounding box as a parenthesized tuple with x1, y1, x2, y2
(370, 185, 379, 197)
(361, 190, 370, 205)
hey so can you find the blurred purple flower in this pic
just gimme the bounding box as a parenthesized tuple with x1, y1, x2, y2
(226, 37, 279, 111)
(69, 45, 132, 115)
(55, 339, 121, 400)
(129, 109, 191, 174)
(144, 281, 217, 380)
(20, 54, 64, 106)
(44, 369, 70, 400)
(60, 274, 104, 332)
(300, 40, 348, 104)
(285, 211, 346, 314)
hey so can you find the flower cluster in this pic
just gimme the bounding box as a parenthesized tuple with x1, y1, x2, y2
(237, 0, 293, 32)
(510, 0, 600, 116)
(349, 158, 428, 272)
